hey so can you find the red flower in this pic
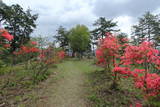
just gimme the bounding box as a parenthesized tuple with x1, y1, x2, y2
(96, 49, 105, 64)
(134, 73, 160, 97)
(57, 51, 65, 59)
(13, 46, 40, 55)
(0, 29, 13, 41)
(121, 41, 160, 66)
(31, 41, 38, 45)
(96, 33, 120, 66)
(112, 66, 133, 78)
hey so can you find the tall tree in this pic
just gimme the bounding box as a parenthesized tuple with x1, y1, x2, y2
(68, 24, 91, 57)
(0, 3, 38, 52)
(54, 26, 69, 49)
(91, 17, 118, 40)
(132, 12, 160, 47)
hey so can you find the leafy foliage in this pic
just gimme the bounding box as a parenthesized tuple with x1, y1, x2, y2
(0, 3, 38, 52)
(69, 24, 91, 56)
(96, 32, 160, 106)
(92, 17, 118, 40)
(54, 26, 69, 50)
(132, 12, 160, 47)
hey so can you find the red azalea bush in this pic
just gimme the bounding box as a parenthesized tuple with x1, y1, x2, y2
(96, 32, 160, 105)
(12, 39, 56, 66)
(0, 28, 59, 104)
(12, 42, 40, 64)
(0, 29, 13, 41)
(31, 41, 38, 45)
(13, 41, 40, 56)
(29, 46, 56, 83)
(120, 41, 160, 97)
(96, 32, 126, 89)
(121, 42, 160, 66)
(0, 29, 14, 65)
(134, 73, 160, 97)
(0, 29, 13, 49)
(96, 32, 120, 70)
(57, 50, 65, 60)
(14, 44, 56, 83)
(14, 46, 40, 54)
(39, 47, 55, 64)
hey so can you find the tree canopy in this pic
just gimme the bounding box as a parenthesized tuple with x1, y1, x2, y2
(132, 12, 160, 47)
(91, 17, 118, 40)
(0, 3, 38, 52)
(54, 26, 69, 50)
(68, 24, 91, 55)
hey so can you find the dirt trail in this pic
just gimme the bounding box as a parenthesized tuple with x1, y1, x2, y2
(27, 60, 91, 107)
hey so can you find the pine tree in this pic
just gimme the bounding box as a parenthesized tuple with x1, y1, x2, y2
(91, 17, 118, 40)
(54, 26, 69, 50)
(132, 12, 160, 47)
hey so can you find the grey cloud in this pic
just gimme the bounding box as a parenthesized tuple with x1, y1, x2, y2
(93, 0, 160, 18)
(4, 0, 160, 36)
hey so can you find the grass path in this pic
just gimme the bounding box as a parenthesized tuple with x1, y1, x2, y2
(24, 59, 99, 107)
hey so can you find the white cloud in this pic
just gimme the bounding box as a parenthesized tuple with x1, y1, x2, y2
(2, 0, 160, 37)
(3, 0, 96, 36)
(153, 7, 160, 15)
(114, 15, 136, 36)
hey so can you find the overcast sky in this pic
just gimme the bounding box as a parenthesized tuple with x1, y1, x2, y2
(3, 0, 160, 37)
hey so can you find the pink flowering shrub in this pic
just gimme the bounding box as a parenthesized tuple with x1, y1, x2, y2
(120, 41, 160, 97)
(96, 32, 160, 106)
(0, 29, 13, 41)
(57, 50, 65, 60)
(0, 29, 14, 65)
(96, 32, 120, 70)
